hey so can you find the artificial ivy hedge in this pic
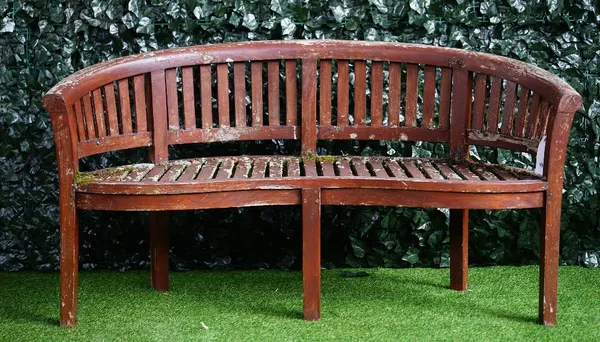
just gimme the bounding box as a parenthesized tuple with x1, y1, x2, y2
(0, 0, 598, 272)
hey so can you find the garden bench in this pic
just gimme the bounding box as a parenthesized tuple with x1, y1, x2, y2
(44, 40, 582, 327)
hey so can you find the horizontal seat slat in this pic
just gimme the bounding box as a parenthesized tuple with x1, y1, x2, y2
(320, 161, 335, 177)
(141, 164, 169, 182)
(368, 160, 388, 178)
(215, 159, 235, 179)
(384, 159, 407, 178)
(251, 158, 268, 178)
(177, 160, 204, 182)
(336, 160, 352, 177)
(75, 156, 546, 195)
(268, 158, 283, 178)
(197, 159, 220, 180)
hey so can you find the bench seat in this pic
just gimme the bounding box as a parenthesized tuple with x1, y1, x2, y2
(76, 156, 546, 195)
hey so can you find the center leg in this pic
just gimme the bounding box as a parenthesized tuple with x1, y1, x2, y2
(302, 189, 321, 320)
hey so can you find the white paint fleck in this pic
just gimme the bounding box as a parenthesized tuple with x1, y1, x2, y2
(349, 133, 358, 139)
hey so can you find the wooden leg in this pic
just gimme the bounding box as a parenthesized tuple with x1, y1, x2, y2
(302, 189, 321, 321)
(450, 208, 468, 291)
(59, 200, 79, 327)
(539, 195, 560, 326)
(150, 212, 169, 291)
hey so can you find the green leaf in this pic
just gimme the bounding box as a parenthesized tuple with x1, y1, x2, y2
(402, 248, 420, 265)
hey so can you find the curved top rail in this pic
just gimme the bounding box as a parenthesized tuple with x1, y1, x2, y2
(45, 40, 580, 111)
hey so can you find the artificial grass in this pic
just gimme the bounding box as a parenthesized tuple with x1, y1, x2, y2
(0, 266, 598, 341)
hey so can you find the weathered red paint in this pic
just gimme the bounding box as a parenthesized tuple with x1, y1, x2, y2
(44, 40, 582, 327)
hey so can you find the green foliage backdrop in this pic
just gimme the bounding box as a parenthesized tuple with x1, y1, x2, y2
(0, 0, 598, 271)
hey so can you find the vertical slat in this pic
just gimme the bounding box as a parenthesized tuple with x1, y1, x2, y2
(103, 83, 119, 135)
(450, 69, 472, 161)
(422, 66, 436, 128)
(336, 60, 349, 126)
(133, 75, 147, 132)
(319, 60, 332, 126)
(472, 74, 487, 131)
(217, 64, 229, 128)
(144, 73, 154, 133)
(354, 60, 366, 126)
(370, 61, 383, 127)
(92, 89, 107, 137)
(514, 87, 531, 137)
(438, 68, 452, 129)
(200, 65, 212, 129)
(501, 81, 518, 135)
(268, 60, 280, 126)
(526, 93, 541, 138)
(118, 79, 133, 134)
(182, 66, 195, 129)
(251, 61, 263, 126)
(535, 101, 551, 139)
(73, 100, 87, 141)
(388, 62, 401, 127)
(486, 76, 503, 133)
(165, 68, 179, 130)
(233, 62, 246, 127)
(301, 59, 317, 154)
(82, 94, 96, 138)
(149, 70, 168, 163)
(405, 63, 418, 127)
(285, 60, 298, 126)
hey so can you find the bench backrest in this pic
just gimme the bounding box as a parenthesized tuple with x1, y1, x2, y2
(44, 40, 581, 169)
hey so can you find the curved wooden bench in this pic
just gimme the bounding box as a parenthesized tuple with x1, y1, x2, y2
(44, 40, 582, 327)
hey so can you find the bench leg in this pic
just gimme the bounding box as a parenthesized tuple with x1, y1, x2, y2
(539, 196, 559, 326)
(150, 212, 169, 291)
(59, 199, 79, 327)
(449, 209, 468, 291)
(302, 189, 321, 321)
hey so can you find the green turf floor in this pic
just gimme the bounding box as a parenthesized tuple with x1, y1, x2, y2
(0, 266, 598, 341)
